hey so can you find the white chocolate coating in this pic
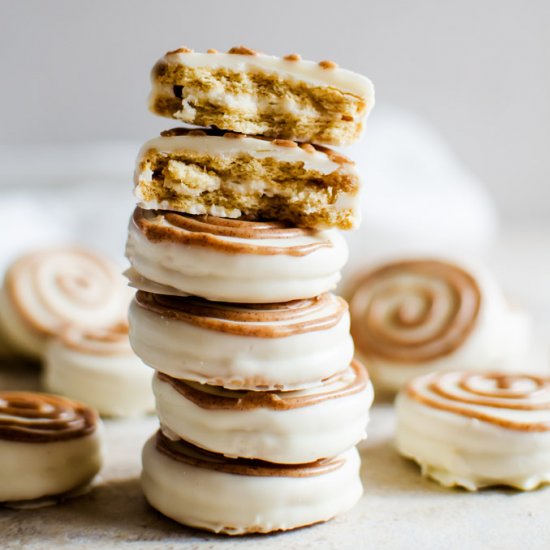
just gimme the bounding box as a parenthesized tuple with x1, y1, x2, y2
(134, 131, 361, 226)
(126, 209, 349, 303)
(350, 258, 533, 393)
(0, 391, 103, 504)
(128, 293, 354, 391)
(0, 432, 103, 503)
(159, 50, 374, 98)
(0, 248, 130, 359)
(44, 326, 154, 418)
(141, 435, 363, 535)
(0, 283, 46, 358)
(395, 371, 550, 490)
(151, 49, 374, 146)
(137, 133, 351, 176)
(154, 363, 373, 464)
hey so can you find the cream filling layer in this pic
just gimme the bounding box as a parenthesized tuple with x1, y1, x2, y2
(128, 298, 354, 391)
(44, 340, 154, 418)
(137, 134, 350, 176)
(159, 51, 375, 100)
(0, 430, 103, 502)
(163, 86, 328, 125)
(141, 436, 363, 535)
(154, 372, 373, 464)
(395, 393, 550, 490)
(125, 219, 348, 303)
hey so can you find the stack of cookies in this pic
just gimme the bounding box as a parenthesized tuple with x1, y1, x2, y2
(126, 45, 375, 534)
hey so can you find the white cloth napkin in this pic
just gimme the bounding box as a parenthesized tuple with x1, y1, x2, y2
(342, 107, 498, 274)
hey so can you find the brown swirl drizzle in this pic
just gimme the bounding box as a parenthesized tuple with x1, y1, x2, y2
(349, 260, 481, 363)
(157, 360, 368, 411)
(5, 248, 126, 336)
(0, 392, 98, 443)
(135, 291, 347, 338)
(133, 207, 333, 256)
(155, 431, 345, 477)
(407, 372, 550, 432)
(59, 323, 132, 356)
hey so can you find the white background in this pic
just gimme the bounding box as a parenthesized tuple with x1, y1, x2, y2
(0, 0, 549, 222)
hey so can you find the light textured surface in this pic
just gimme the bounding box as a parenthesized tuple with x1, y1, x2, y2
(1, 227, 549, 549)
(1, 363, 550, 549)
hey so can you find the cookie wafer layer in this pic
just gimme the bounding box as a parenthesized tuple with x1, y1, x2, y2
(149, 46, 374, 146)
(135, 128, 361, 229)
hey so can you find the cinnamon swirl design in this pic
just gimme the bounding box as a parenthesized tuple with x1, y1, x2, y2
(155, 431, 345, 477)
(129, 291, 354, 391)
(0, 391, 102, 503)
(350, 260, 481, 363)
(0, 248, 130, 358)
(348, 258, 532, 393)
(44, 324, 154, 418)
(157, 360, 368, 411)
(126, 208, 348, 303)
(396, 371, 550, 490)
(135, 291, 346, 338)
(133, 208, 333, 256)
(142, 432, 362, 535)
(154, 361, 373, 464)
(58, 323, 132, 356)
(407, 372, 550, 432)
(0, 392, 97, 443)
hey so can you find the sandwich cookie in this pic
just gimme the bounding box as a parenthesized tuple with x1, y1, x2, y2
(149, 46, 374, 146)
(126, 207, 348, 303)
(396, 371, 550, 490)
(44, 323, 154, 417)
(134, 129, 362, 230)
(0, 248, 130, 359)
(154, 360, 372, 464)
(129, 291, 354, 391)
(142, 430, 363, 535)
(0, 392, 102, 505)
(348, 258, 532, 393)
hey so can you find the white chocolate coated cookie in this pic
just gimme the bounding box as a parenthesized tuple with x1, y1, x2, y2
(0, 392, 102, 503)
(142, 432, 363, 535)
(155, 361, 373, 464)
(149, 46, 374, 146)
(396, 371, 550, 490)
(126, 208, 348, 303)
(134, 130, 361, 230)
(0, 248, 130, 359)
(348, 258, 532, 393)
(129, 291, 354, 391)
(44, 324, 154, 417)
